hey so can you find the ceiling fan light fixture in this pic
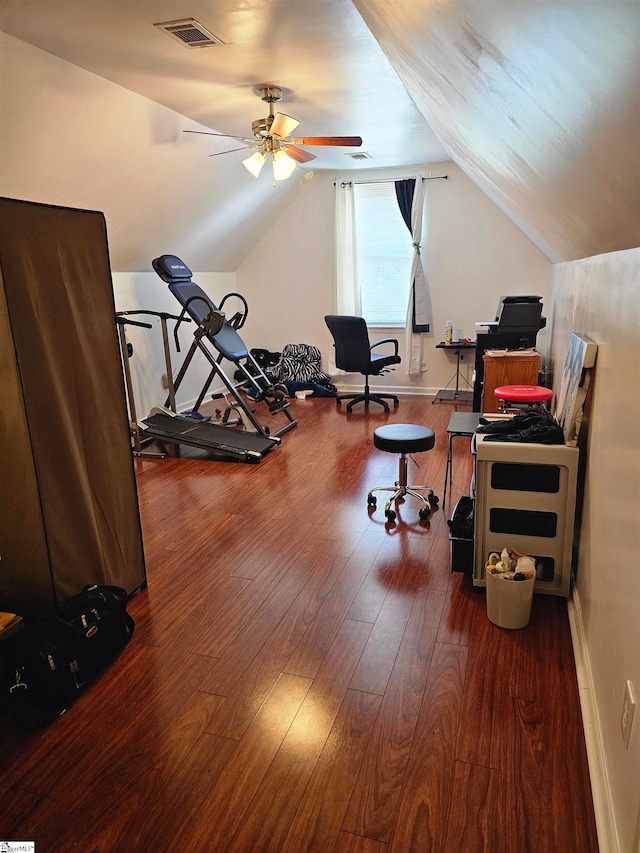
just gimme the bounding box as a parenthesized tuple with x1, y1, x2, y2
(191, 84, 362, 183)
(272, 150, 297, 181)
(270, 112, 300, 139)
(243, 150, 266, 177)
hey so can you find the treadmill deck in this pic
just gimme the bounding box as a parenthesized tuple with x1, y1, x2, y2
(142, 413, 279, 462)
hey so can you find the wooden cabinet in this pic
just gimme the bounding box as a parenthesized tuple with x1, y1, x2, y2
(481, 351, 540, 413)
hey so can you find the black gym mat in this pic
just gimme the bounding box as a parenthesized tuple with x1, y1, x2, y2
(142, 413, 278, 463)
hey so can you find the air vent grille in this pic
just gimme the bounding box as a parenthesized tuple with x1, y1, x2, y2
(155, 19, 225, 48)
(345, 152, 372, 160)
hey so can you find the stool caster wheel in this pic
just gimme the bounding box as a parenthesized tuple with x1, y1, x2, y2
(385, 509, 396, 522)
(428, 494, 439, 506)
(419, 507, 431, 520)
(336, 399, 342, 408)
(367, 496, 377, 508)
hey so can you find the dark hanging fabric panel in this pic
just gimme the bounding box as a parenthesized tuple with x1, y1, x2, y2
(394, 178, 415, 231)
(395, 178, 429, 334)
(0, 198, 146, 617)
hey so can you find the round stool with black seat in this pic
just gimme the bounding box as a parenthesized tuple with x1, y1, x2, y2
(367, 424, 439, 521)
(494, 384, 553, 414)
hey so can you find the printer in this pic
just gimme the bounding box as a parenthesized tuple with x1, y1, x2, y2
(493, 295, 546, 339)
(472, 295, 547, 410)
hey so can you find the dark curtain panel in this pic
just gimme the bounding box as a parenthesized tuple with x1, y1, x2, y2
(394, 178, 415, 231)
(0, 198, 146, 615)
(394, 178, 429, 333)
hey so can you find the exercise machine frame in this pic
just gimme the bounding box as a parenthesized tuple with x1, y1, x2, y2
(152, 254, 297, 440)
(116, 308, 281, 463)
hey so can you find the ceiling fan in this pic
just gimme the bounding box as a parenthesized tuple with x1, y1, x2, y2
(184, 85, 363, 181)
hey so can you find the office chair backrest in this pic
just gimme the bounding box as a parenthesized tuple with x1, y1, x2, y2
(325, 315, 376, 374)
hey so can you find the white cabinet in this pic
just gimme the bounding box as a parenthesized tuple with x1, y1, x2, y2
(473, 434, 578, 597)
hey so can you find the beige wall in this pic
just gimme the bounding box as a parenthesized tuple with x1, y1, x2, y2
(551, 248, 640, 853)
(237, 164, 553, 394)
(0, 32, 553, 397)
(0, 33, 297, 273)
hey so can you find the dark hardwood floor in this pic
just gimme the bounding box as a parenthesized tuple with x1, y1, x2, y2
(0, 395, 599, 852)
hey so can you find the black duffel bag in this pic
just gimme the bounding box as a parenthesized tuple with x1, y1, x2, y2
(2, 584, 135, 730)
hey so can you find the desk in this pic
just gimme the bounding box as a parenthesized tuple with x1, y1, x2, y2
(433, 342, 476, 404)
(443, 411, 483, 508)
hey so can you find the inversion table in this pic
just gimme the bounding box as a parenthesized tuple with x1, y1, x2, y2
(152, 254, 297, 440)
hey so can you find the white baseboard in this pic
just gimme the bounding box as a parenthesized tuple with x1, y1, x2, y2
(568, 590, 620, 853)
(175, 384, 442, 412)
(333, 383, 442, 397)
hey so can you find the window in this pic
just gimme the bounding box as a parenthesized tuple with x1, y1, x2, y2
(353, 181, 412, 326)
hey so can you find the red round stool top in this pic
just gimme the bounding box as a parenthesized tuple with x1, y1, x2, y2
(494, 384, 553, 403)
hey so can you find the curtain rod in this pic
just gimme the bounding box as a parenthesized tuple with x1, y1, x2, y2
(335, 175, 448, 188)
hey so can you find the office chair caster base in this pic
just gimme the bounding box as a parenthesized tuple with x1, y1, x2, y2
(337, 392, 399, 413)
(367, 482, 438, 522)
(347, 400, 390, 414)
(345, 394, 396, 414)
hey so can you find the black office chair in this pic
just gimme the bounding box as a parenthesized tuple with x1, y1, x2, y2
(324, 315, 401, 413)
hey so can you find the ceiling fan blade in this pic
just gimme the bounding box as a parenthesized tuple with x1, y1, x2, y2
(282, 144, 317, 164)
(208, 145, 261, 158)
(270, 112, 300, 139)
(290, 136, 362, 147)
(184, 130, 255, 144)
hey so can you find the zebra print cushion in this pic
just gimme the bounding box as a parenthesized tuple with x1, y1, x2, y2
(279, 343, 332, 385)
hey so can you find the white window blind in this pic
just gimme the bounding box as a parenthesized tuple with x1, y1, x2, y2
(353, 181, 412, 326)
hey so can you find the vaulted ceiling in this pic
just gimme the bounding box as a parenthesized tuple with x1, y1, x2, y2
(354, 0, 640, 262)
(1, 0, 638, 266)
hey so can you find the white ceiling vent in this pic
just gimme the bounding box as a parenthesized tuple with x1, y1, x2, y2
(345, 151, 372, 160)
(155, 19, 225, 48)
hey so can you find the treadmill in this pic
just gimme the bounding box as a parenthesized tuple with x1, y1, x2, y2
(115, 311, 280, 463)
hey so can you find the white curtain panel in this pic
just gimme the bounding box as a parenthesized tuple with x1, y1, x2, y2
(331, 182, 360, 374)
(334, 182, 360, 316)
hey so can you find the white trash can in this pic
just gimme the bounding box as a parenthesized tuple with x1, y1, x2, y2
(485, 569, 535, 629)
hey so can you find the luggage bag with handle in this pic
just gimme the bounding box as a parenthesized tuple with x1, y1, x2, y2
(2, 584, 135, 730)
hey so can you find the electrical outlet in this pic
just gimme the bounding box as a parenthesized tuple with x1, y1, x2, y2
(621, 680, 636, 749)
